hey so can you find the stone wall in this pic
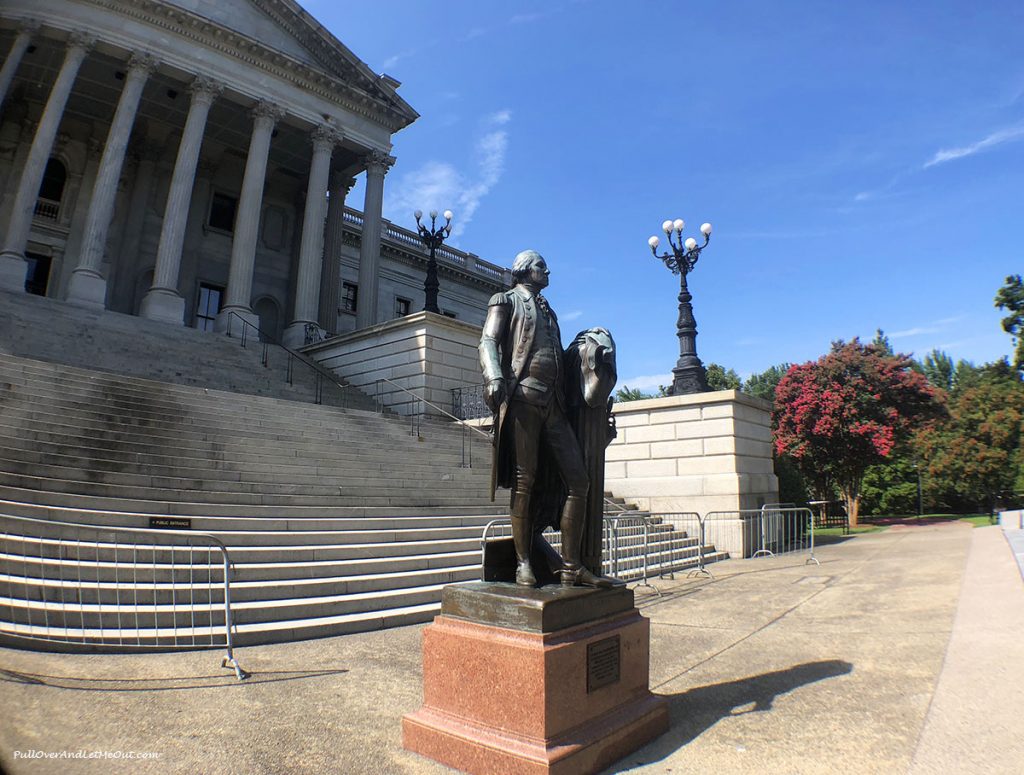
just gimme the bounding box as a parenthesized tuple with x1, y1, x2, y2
(306, 311, 482, 416)
(606, 390, 779, 518)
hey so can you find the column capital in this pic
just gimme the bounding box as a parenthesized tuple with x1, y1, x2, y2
(17, 18, 41, 35)
(126, 51, 159, 78)
(364, 149, 395, 176)
(67, 31, 96, 54)
(329, 169, 357, 193)
(252, 99, 284, 124)
(188, 74, 223, 106)
(311, 125, 341, 154)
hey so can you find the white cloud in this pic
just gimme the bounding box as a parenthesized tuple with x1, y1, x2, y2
(923, 124, 1024, 168)
(619, 373, 672, 392)
(889, 326, 940, 339)
(384, 110, 512, 239)
(561, 310, 583, 322)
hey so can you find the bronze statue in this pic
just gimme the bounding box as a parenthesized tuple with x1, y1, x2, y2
(479, 250, 617, 588)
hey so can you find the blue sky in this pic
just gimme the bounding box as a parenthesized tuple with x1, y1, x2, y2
(302, 0, 1024, 390)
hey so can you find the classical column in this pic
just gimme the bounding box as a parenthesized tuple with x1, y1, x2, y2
(65, 52, 156, 309)
(318, 170, 355, 332)
(109, 140, 159, 313)
(0, 19, 39, 118)
(355, 149, 393, 329)
(139, 75, 220, 324)
(214, 100, 282, 334)
(282, 125, 337, 347)
(0, 31, 93, 293)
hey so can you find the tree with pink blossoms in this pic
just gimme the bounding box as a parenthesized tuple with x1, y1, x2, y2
(773, 339, 943, 526)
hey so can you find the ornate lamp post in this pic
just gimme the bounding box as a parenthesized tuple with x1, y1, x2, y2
(648, 218, 713, 394)
(414, 208, 453, 314)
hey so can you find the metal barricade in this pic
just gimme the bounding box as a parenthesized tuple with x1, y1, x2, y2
(704, 508, 818, 566)
(480, 512, 706, 592)
(0, 514, 247, 679)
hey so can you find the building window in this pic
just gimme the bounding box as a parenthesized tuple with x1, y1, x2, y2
(34, 158, 66, 220)
(208, 192, 238, 233)
(195, 283, 224, 332)
(394, 297, 411, 318)
(342, 282, 358, 313)
(24, 252, 52, 296)
(442, 310, 457, 319)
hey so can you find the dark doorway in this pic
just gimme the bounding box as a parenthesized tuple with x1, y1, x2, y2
(24, 252, 52, 296)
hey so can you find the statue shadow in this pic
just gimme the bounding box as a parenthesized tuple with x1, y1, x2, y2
(600, 659, 853, 773)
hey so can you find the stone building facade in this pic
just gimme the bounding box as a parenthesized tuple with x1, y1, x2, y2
(0, 1, 506, 347)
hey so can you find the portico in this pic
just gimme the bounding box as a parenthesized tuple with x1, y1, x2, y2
(0, 1, 416, 340)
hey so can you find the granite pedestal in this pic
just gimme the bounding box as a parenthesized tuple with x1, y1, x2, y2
(402, 582, 668, 775)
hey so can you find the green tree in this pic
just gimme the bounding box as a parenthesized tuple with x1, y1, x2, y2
(773, 339, 942, 526)
(920, 349, 956, 392)
(871, 328, 894, 355)
(614, 385, 653, 402)
(917, 365, 1024, 514)
(995, 274, 1024, 372)
(743, 364, 791, 403)
(705, 363, 742, 391)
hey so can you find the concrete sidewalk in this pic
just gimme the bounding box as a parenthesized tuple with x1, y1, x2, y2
(1, 523, 1021, 775)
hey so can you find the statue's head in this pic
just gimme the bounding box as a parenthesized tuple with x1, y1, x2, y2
(568, 327, 617, 408)
(510, 250, 549, 289)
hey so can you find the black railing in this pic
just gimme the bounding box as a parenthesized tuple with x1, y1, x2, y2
(451, 383, 491, 421)
(224, 311, 358, 408)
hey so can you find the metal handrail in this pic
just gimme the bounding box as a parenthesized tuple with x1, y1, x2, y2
(0, 513, 248, 679)
(376, 376, 491, 440)
(224, 310, 357, 408)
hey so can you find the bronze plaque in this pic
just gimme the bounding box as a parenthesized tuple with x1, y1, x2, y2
(587, 635, 620, 693)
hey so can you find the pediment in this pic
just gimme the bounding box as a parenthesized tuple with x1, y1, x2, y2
(156, 0, 416, 122)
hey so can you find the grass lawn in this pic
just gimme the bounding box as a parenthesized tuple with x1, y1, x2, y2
(816, 525, 885, 537)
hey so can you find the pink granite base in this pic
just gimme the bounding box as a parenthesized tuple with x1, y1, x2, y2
(402, 608, 668, 775)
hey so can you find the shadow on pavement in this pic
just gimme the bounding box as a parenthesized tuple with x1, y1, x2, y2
(602, 659, 853, 773)
(0, 667, 348, 692)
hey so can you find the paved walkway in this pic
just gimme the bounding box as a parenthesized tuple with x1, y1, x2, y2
(1, 523, 1021, 775)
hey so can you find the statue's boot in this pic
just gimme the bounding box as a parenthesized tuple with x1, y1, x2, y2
(559, 495, 614, 589)
(511, 498, 536, 587)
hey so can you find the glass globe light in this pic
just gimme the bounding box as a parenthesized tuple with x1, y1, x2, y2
(430, 209, 438, 219)
(443, 210, 453, 221)
(673, 218, 685, 232)
(684, 237, 698, 251)
(700, 222, 713, 236)
(648, 236, 660, 249)
(414, 210, 423, 220)
(662, 220, 674, 234)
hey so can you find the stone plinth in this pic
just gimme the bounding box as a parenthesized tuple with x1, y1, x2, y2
(304, 311, 482, 416)
(606, 390, 779, 525)
(402, 582, 668, 775)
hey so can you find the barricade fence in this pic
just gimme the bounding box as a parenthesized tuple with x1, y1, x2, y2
(481, 506, 818, 591)
(0, 514, 247, 679)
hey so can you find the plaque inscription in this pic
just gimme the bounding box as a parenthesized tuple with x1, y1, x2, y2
(587, 635, 621, 693)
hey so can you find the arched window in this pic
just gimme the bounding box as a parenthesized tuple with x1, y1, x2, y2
(34, 158, 67, 220)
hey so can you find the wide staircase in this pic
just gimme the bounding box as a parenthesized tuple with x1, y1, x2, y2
(0, 294, 724, 648)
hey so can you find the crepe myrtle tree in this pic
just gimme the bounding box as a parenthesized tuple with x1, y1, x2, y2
(773, 339, 942, 527)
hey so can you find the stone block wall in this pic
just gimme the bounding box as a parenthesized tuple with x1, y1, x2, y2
(306, 311, 482, 416)
(606, 390, 779, 519)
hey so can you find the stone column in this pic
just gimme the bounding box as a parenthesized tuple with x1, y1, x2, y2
(65, 52, 156, 309)
(214, 100, 282, 333)
(139, 75, 220, 324)
(0, 19, 39, 118)
(109, 140, 159, 313)
(355, 149, 393, 329)
(318, 170, 355, 332)
(282, 125, 337, 347)
(0, 31, 93, 293)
